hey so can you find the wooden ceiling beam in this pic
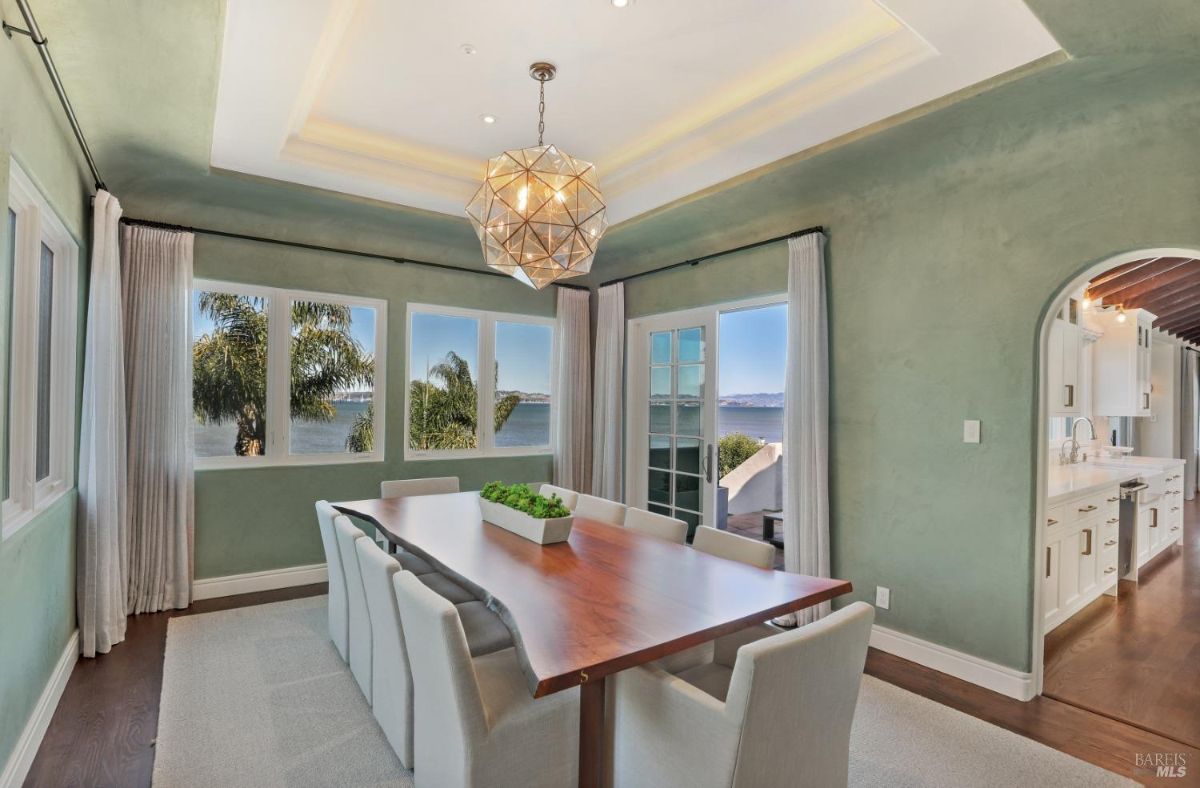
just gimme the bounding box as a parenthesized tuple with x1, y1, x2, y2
(1089, 257, 1187, 299)
(1139, 281, 1200, 318)
(1097, 262, 1200, 305)
(1087, 257, 1160, 291)
(1156, 309, 1200, 331)
(1164, 315, 1200, 337)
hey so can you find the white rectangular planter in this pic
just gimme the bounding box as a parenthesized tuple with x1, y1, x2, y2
(478, 498, 574, 545)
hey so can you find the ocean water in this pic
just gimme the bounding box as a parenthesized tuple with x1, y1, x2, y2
(719, 406, 783, 443)
(495, 402, 550, 447)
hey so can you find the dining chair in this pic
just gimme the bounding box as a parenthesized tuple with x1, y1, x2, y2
(692, 525, 776, 570)
(612, 602, 875, 788)
(623, 507, 688, 544)
(333, 515, 374, 703)
(314, 500, 349, 662)
(355, 537, 415, 767)
(538, 483, 579, 510)
(574, 493, 627, 525)
(380, 476, 460, 499)
(393, 571, 579, 788)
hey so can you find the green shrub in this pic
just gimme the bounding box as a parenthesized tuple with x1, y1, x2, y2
(718, 433, 762, 479)
(480, 481, 572, 519)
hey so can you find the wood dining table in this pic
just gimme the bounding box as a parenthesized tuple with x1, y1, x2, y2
(335, 491, 852, 788)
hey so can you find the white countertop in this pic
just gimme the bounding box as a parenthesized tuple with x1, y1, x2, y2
(1089, 455, 1185, 471)
(1047, 464, 1139, 503)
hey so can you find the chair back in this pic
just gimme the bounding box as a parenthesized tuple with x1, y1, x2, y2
(574, 493, 627, 525)
(356, 538, 415, 767)
(381, 476, 460, 499)
(315, 500, 349, 661)
(724, 602, 874, 788)
(693, 526, 775, 570)
(333, 515, 373, 702)
(623, 507, 688, 544)
(393, 571, 489, 785)
(539, 483, 579, 510)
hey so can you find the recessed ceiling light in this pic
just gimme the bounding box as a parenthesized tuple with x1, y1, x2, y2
(611, 0, 632, 7)
(480, 114, 497, 124)
(461, 43, 477, 55)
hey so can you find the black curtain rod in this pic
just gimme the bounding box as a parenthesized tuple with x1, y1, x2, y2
(598, 225, 825, 289)
(120, 217, 591, 291)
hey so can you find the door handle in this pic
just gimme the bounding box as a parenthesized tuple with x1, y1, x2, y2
(704, 443, 714, 484)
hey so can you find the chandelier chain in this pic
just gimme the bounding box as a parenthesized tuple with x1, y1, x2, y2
(537, 79, 546, 145)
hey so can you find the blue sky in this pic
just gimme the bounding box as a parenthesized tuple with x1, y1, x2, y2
(408, 313, 552, 394)
(719, 303, 786, 395)
(191, 291, 376, 354)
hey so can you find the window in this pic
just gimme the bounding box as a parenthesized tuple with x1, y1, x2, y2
(191, 279, 386, 468)
(406, 304, 554, 459)
(3, 161, 80, 539)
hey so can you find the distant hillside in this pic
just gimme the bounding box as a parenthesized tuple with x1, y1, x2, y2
(497, 390, 550, 403)
(719, 392, 783, 408)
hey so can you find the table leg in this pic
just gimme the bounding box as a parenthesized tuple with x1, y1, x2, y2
(579, 677, 605, 788)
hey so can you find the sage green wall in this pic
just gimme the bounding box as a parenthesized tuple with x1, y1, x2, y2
(0, 13, 91, 772)
(192, 235, 556, 579)
(611, 6, 1200, 671)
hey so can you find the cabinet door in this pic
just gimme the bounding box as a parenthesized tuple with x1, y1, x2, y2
(1043, 541, 1061, 625)
(1047, 319, 1065, 415)
(1058, 532, 1081, 610)
(1138, 505, 1152, 565)
(1061, 322, 1081, 415)
(1076, 525, 1098, 600)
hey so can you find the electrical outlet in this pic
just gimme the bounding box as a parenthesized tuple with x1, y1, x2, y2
(876, 586, 890, 610)
(963, 419, 981, 443)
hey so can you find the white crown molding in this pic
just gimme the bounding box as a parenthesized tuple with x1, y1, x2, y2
(870, 624, 1036, 701)
(0, 631, 78, 788)
(192, 563, 328, 601)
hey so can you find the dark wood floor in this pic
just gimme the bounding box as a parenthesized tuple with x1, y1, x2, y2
(1044, 497, 1200, 750)
(25, 566, 1198, 787)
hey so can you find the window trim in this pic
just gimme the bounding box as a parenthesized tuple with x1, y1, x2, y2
(192, 278, 388, 471)
(404, 302, 556, 461)
(3, 160, 80, 540)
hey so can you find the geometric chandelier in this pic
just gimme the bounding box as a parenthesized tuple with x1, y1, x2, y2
(466, 62, 608, 289)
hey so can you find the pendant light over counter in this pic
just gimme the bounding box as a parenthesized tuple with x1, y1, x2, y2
(466, 62, 608, 290)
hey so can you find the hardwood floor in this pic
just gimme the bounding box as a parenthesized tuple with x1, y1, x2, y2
(1044, 497, 1200, 750)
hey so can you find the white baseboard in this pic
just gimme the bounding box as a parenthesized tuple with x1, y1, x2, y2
(192, 563, 327, 601)
(870, 624, 1036, 701)
(0, 630, 78, 788)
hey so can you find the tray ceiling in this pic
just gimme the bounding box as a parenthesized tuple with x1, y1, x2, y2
(211, 0, 1060, 225)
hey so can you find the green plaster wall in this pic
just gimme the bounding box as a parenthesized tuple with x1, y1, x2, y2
(191, 235, 556, 579)
(0, 12, 91, 772)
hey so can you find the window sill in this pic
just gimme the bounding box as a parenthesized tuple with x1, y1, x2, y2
(403, 447, 554, 462)
(195, 452, 385, 472)
(1, 486, 73, 541)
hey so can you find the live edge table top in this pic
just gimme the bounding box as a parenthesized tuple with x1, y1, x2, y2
(335, 492, 852, 697)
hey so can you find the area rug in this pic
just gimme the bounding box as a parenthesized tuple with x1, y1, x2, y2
(154, 597, 1136, 787)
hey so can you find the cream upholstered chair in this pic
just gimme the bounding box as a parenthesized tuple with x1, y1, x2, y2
(380, 476, 460, 499)
(539, 483, 578, 510)
(574, 493, 627, 525)
(623, 507, 688, 544)
(333, 515, 373, 702)
(613, 602, 875, 788)
(693, 525, 776, 570)
(314, 500, 349, 662)
(355, 538, 415, 767)
(393, 571, 579, 788)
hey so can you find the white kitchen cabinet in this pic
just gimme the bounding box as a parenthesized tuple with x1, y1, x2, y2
(1092, 308, 1156, 417)
(1047, 299, 1083, 417)
(1043, 540, 1061, 627)
(1043, 482, 1121, 633)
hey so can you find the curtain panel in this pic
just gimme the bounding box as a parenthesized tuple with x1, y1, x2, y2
(591, 283, 625, 500)
(553, 288, 592, 491)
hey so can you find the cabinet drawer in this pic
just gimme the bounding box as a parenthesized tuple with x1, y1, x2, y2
(1072, 489, 1119, 523)
(1046, 503, 1070, 531)
(1099, 549, 1120, 584)
(1100, 517, 1119, 545)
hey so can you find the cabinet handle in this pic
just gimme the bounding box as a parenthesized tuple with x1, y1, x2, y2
(1104, 566, 1116, 575)
(1065, 384, 1074, 407)
(1143, 392, 1150, 409)
(1149, 508, 1158, 528)
(1081, 530, 1093, 556)
(1046, 518, 1058, 526)
(1046, 546, 1052, 578)
(1078, 504, 1097, 513)
(1106, 517, 1118, 524)
(1171, 507, 1180, 512)
(1106, 496, 1119, 503)
(1104, 539, 1117, 547)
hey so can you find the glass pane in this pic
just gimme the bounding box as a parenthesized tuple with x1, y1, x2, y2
(675, 508, 700, 541)
(289, 301, 377, 454)
(649, 435, 671, 470)
(3, 209, 14, 500)
(648, 503, 672, 517)
(649, 403, 672, 434)
(676, 364, 702, 400)
(34, 243, 53, 481)
(409, 312, 480, 450)
(650, 366, 671, 399)
(678, 327, 703, 363)
(494, 321, 553, 448)
(674, 473, 700, 512)
(675, 438, 701, 475)
(192, 289, 269, 457)
(675, 402, 701, 436)
(650, 331, 672, 364)
(647, 469, 671, 505)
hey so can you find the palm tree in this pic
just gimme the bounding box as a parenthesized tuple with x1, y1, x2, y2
(193, 293, 374, 456)
(408, 351, 521, 450)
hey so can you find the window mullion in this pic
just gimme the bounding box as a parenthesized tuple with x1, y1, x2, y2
(266, 290, 289, 459)
(479, 316, 496, 455)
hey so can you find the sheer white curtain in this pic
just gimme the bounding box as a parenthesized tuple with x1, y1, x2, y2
(77, 191, 129, 657)
(591, 283, 624, 500)
(554, 287, 592, 492)
(1182, 349, 1198, 500)
(782, 232, 831, 626)
(122, 225, 195, 613)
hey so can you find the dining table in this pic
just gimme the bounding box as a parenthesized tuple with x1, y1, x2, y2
(335, 491, 852, 788)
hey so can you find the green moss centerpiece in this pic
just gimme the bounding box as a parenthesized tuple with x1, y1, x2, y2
(478, 482, 574, 545)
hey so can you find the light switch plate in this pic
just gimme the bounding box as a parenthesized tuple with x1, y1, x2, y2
(876, 586, 890, 610)
(963, 419, 981, 443)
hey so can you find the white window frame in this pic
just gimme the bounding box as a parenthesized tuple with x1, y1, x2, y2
(192, 278, 388, 470)
(404, 302, 556, 461)
(3, 160, 80, 540)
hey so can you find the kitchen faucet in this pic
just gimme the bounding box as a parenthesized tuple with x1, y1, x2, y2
(1060, 417, 1096, 465)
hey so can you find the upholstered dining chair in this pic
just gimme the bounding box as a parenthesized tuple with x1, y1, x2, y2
(612, 602, 875, 788)
(692, 525, 776, 570)
(380, 476, 460, 499)
(623, 507, 688, 544)
(333, 515, 374, 703)
(574, 493, 627, 525)
(314, 500, 349, 662)
(393, 571, 580, 788)
(538, 483, 579, 510)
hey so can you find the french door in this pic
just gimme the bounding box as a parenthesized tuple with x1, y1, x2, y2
(626, 307, 718, 539)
